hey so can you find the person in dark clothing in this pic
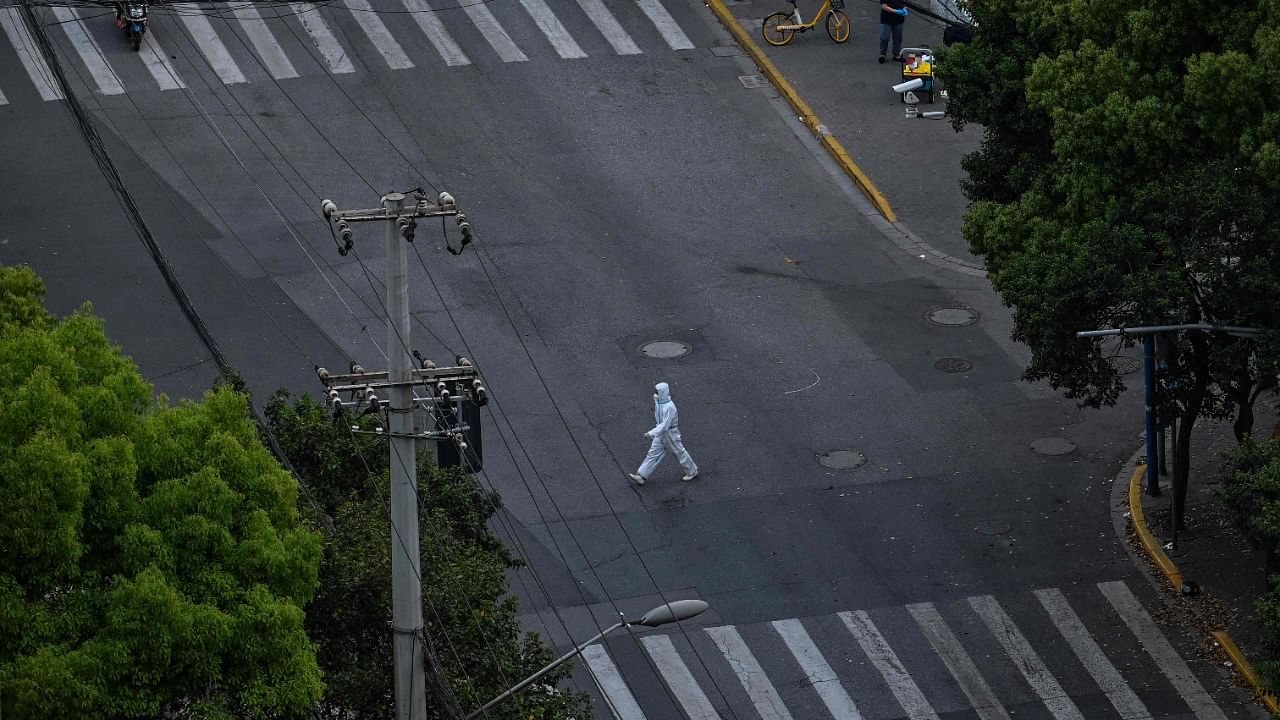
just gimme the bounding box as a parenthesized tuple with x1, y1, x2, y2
(879, 0, 907, 63)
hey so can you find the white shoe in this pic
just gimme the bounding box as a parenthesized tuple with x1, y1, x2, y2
(628, 473, 646, 485)
(681, 472, 698, 482)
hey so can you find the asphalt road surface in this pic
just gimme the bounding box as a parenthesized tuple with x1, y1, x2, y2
(0, 0, 1266, 717)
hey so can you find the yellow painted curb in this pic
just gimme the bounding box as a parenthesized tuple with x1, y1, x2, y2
(704, 0, 898, 223)
(1130, 465, 1280, 716)
(1128, 465, 1181, 589)
(1214, 631, 1280, 714)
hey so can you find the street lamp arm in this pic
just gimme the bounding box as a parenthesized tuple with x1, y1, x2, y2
(464, 621, 623, 720)
(1076, 323, 1269, 338)
(463, 599, 707, 719)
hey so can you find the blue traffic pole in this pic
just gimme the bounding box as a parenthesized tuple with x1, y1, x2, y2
(1142, 336, 1161, 496)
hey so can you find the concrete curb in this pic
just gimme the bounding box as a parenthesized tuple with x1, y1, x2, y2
(704, 0, 897, 222)
(1127, 464, 1280, 715)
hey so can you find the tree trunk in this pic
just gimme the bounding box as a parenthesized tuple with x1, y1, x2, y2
(1233, 389, 1255, 442)
(1172, 407, 1197, 533)
(1171, 335, 1212, 537)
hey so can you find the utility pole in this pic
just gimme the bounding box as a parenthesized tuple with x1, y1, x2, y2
(319, 190, 483, 720)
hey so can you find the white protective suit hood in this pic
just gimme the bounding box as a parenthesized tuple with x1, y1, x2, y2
(654, 382, 672, 404)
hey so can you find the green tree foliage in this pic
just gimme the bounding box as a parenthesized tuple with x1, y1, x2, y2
(0, 265, 324, 719)
(1219, 436, 1280, 689)
(265, 391, 590, 719)
(943, 0, 1280, 518)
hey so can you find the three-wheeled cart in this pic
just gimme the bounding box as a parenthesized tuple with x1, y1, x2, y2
(898, 45, 937, 103)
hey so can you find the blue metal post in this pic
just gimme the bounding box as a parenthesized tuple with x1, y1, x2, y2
(1142, 336, 1161, 496)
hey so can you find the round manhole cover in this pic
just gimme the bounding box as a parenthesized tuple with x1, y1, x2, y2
(974, 519, 1011, 536)
(1108, 356, 1141, 375)
(817, 450, 867, 470)
(1031, 437, 1077, 456)
(924, 306, 980, 327)
(934, 357, 973, 373)
(639, 340, 692, 359)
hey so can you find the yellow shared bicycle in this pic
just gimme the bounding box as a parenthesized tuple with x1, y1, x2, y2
(762, 0, 850, 46)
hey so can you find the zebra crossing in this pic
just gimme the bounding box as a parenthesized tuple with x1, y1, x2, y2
(579, 581, 1237, 719)
(0, 0, 699, 105)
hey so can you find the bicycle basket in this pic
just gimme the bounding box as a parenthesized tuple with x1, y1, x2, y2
(831, 0, 844, 9)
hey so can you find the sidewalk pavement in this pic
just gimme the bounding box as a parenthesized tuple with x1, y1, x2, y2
(1134, 400, 1280, 709)
(720, 0, 981, 265)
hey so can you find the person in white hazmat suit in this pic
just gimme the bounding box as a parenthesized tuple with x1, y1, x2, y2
(627, 382, 698, 485)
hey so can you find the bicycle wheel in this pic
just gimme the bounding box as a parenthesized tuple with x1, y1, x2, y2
(762, 12, 795, 46)
(825, 10, 850, 43)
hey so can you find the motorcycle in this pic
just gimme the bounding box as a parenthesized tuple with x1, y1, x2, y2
(116, 1, 148, 51)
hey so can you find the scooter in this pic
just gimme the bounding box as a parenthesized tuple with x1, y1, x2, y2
(116, 1, 148, 51)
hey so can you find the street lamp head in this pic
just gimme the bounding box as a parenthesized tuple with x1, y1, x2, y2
(637, 599, 709, 628)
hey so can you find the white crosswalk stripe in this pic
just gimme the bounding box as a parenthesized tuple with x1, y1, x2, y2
(772, 618, 865, 720)
(576, 0, 641, 55)
(970, 595, 1085, 720)
(233, 5, 299, 79)
(578, 582, 1230, 720)
(345, 0, 414, 69)
(1100, 581, 1229, 720)
(636, 0, 693, 50)
(518, 0, 586, 59)
(174, 4, 246, 84)
(51, 7, 124, 95)
(907, 602, 1011, 720)
(1037, 588, 1152, 720)
(583, 643, 647, 720)
(399, 0, 470, 67)
(293, 3, 355, 74)
(841, 609, 939, 720)
(706, 625, 794, 720)
(640, 634, 720, 720)
(137, 33, 186, 90)
(3, 0, 702, 107)
(462, 1, 528, 62)
(0, 7, 63, 100)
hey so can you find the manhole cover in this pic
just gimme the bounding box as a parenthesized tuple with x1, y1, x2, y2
(1108, 356, 1141, 375)
(738, 74, 769, 89)
(934, 357, 973, 373)
(974, 519, 1011, 536)
(639, 340, 692, 359)
(1031, 437, 1077, 456)
(924, 306, 980, 327)
(817, 450, 867, 470)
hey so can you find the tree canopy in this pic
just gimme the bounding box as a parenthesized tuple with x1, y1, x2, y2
(943, 0, 1280, 515)
(266, 391, 590, 719)
(0, 265, 323, 719)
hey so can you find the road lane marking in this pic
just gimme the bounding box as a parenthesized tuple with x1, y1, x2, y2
(50, 7, 124, 95)
(906, 602, 1011, 720)
(576, 0, 640, 55)
(137, 33, 186, 89)
(399, 0, 470, 66)
(583, 644, 647, 720)
(461, 1, 527, 62)
(1036, 588, 1152, 720)
(635, 0, 693, 50)
(344, 0, 414, 69)
(518, 0, 586, 59)
(706, 625, 794, 720)
(970, 595, 1085, 720)
(772, 618, 865, 720)
(233, 5, 299, 79)
(174, 4, 246, 84)
(292, 3, 355, 73)
(841, 610, 940, 719)
(0, 7, 63, 99)
(1099, 581, 1228, 720)
(640, 634, 721, 720)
